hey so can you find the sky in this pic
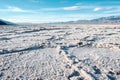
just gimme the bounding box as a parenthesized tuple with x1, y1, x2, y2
(0, 0, 120, 23)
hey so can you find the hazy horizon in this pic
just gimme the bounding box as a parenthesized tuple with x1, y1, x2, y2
(0, 0, 120, 23)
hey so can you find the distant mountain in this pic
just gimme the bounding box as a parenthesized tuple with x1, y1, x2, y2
(52, 15, 120, 24)
(0, 19, 14, 25)
(90, 15, 120, 24)
(1, 15, 120, 25)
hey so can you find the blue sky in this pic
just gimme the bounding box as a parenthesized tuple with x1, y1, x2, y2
(0, 0, 120, 23)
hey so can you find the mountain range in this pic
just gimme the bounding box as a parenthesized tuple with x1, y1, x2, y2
(52, 15, 120, 24)
(0, 15, 120, 25)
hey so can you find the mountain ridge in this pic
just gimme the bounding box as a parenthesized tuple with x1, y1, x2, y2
(1, 15, 120, 24)
(51, 15, 120, 24)
(0, 19, 14, 25)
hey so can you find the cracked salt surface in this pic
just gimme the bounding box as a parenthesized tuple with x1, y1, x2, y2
(0, 24, 120, 80)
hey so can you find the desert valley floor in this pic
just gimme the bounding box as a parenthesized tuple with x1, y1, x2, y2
(0, 24, 120, 80)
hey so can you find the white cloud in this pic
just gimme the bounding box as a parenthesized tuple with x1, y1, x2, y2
(41, 6, 81, 11)
(7, 6, 25, 12)
(94, 7, 102, 11)
(0, 6, 38, 13)
(63, 6, 80, 10)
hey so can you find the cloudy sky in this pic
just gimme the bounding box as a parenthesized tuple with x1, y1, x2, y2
(0, 0, 120, 23)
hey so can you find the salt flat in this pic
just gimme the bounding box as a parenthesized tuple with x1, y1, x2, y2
(0, 24, 120, 80)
